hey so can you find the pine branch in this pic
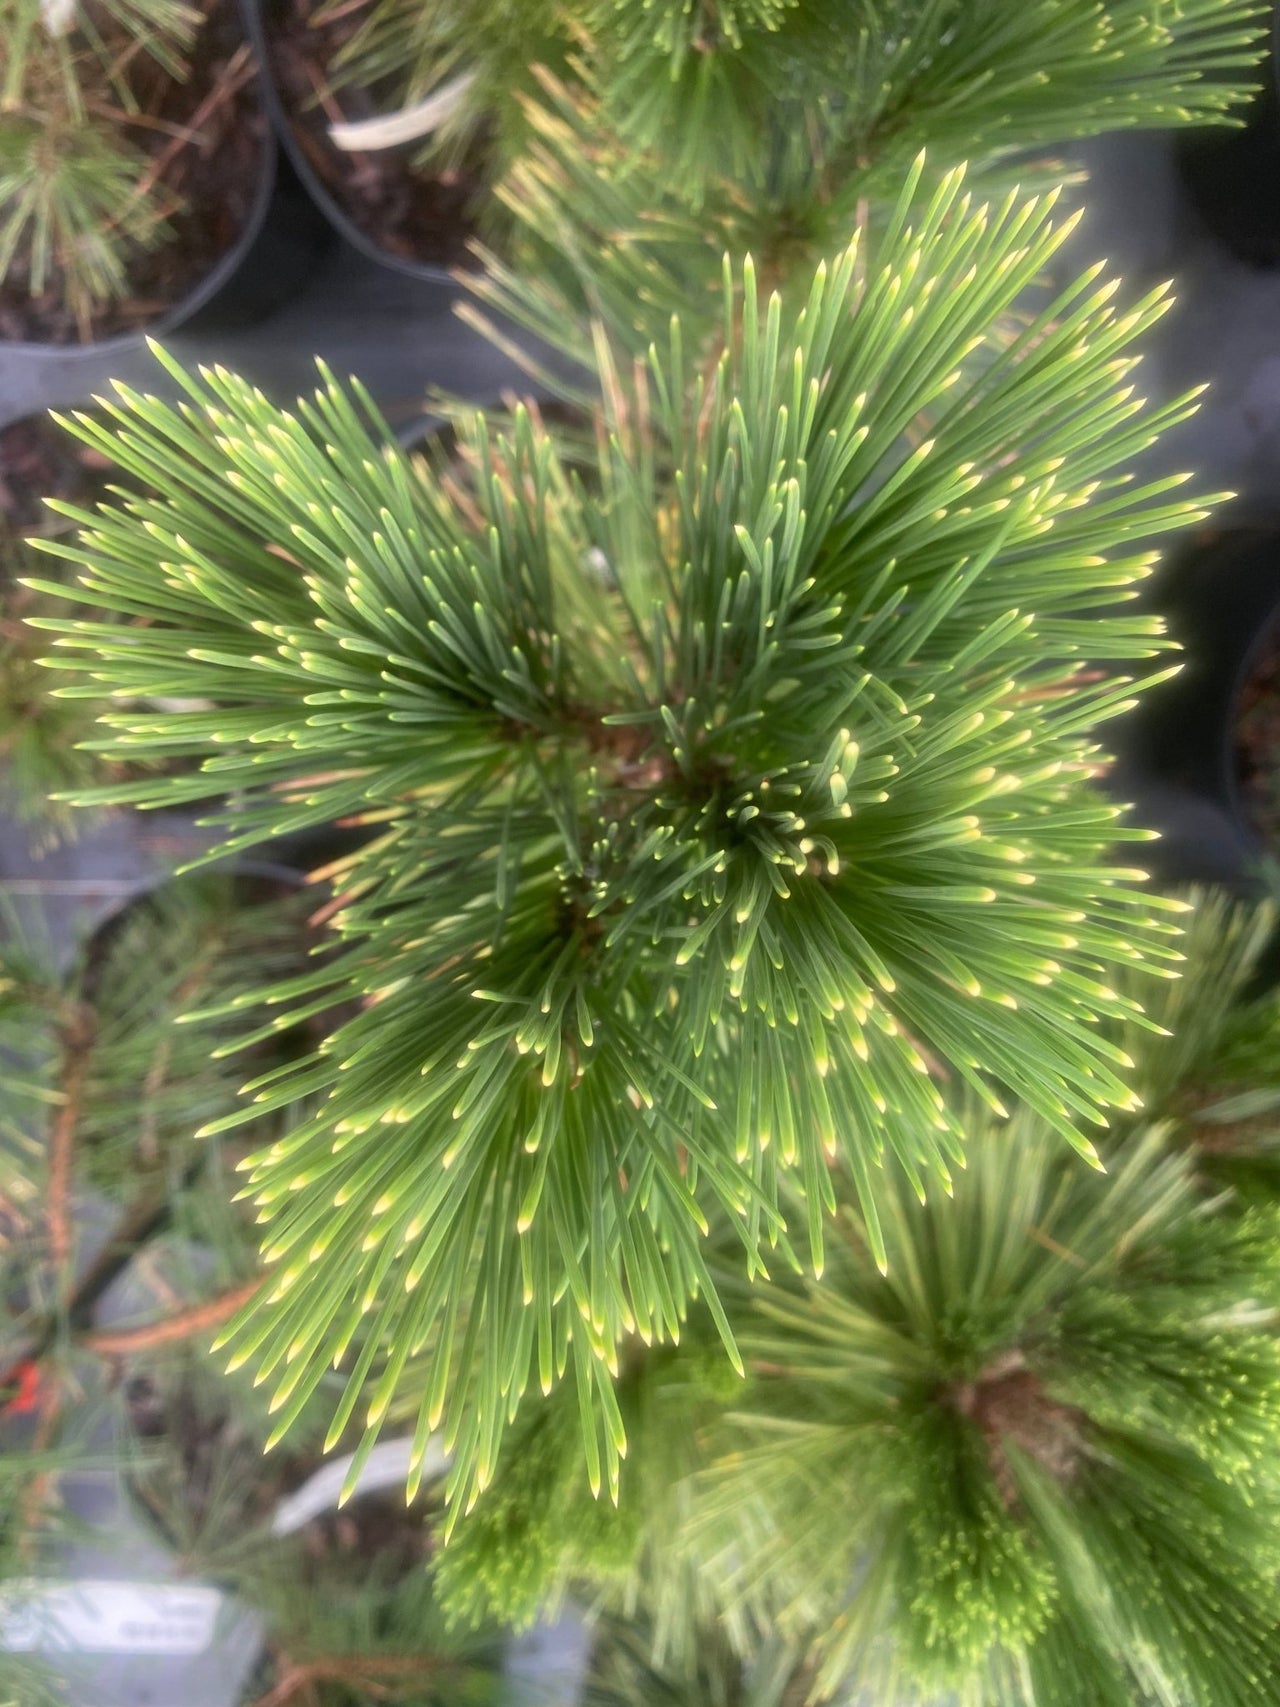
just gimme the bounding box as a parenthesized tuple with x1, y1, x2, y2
(675, 1118, 1280, 1705)
(45, 997, 93, 1280)
(81, 1275, 264, 1356)
(28, 170, 1216, 1515)
(463, 0, 1268, 374)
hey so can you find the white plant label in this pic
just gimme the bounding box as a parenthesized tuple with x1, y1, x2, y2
(0, 1580, 222, 1655)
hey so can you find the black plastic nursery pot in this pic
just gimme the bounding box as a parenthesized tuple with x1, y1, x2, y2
(243, 0, 484, 285)
(0, 0, 336, 432)
(1112, 528, 1280, 890)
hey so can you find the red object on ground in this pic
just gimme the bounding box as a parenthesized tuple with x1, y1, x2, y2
(0, 1360, 42, 1416)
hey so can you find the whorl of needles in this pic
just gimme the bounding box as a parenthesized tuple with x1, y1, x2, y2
(29, 164, 1214, 1511)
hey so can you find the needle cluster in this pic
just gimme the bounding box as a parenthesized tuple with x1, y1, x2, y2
(28, 167, 1219, 1516)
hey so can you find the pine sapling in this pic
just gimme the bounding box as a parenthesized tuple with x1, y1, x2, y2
(0, 0, 198, 334)
(28, 168, 1213, 1516)
(464, 0, 1266, 369)
(679, 1118, 1280, 1705)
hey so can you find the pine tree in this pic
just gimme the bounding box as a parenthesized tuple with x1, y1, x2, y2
(314, 0, 1263, 270)
(0, 0, 198, 333)
(581, 1613, 816, 1707)
(26, 166, 1214, 1517)
(460, 0, 1266, 373)
(676, 1116, 1280, 1706)
(7, 6, 1280, 1698)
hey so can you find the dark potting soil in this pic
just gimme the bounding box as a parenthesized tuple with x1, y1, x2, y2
(124, 1366, 322, 1540)
(0, 0, 265, 346)
(0, 415, 121, 540)
(125, 1366, 436, 1575)
(1235, 613, 1280, 851)
(267, 0, 485, 270)
(298, 1488, 436, 1580)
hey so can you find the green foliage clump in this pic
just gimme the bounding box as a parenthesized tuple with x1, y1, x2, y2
(0, 0, 198, 333)
(28, 172, 1210, 1517)
(583, 0, 808, 188)
(435, 1381, 634, 1630)
(439, 1337, 727, 1632)
(315, 0, 1262, 275)
(0, 872, 313, 1301)
(467, 0, 1266, 367)
(686, 1120, 1280, 1705)
(1101, 887, 1280, 1192)
(894, 1414, 1058, 1683)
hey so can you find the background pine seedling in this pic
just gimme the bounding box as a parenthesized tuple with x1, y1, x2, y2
(308, 0, 1262, 285)
(0, 872, 315, 1361)
(586, 0, 1266, 197)
(0, 1428, 113, 1707)
(0, 0, 199, 334)
(0, 115, 167, 327)
(27, 170, 1213, 1516)
(580, 1614, 818, 1707)
(433, 1334, 736, 1636)
(0, 873, 324, 1701)
(1100, 886, 1280, 1193)
(67, 873, 319, 1216)
(241, 1566, 504, 1705)
(462, 0, 1266, 373)
(676, 1117, 1280, 1706)
(314, 0, 571, 197)
(105, 1341, 506, 1707)
(0, 1325, 505, 1707)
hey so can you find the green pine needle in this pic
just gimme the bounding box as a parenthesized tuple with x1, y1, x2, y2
(1101, 886, 1280, 1194)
